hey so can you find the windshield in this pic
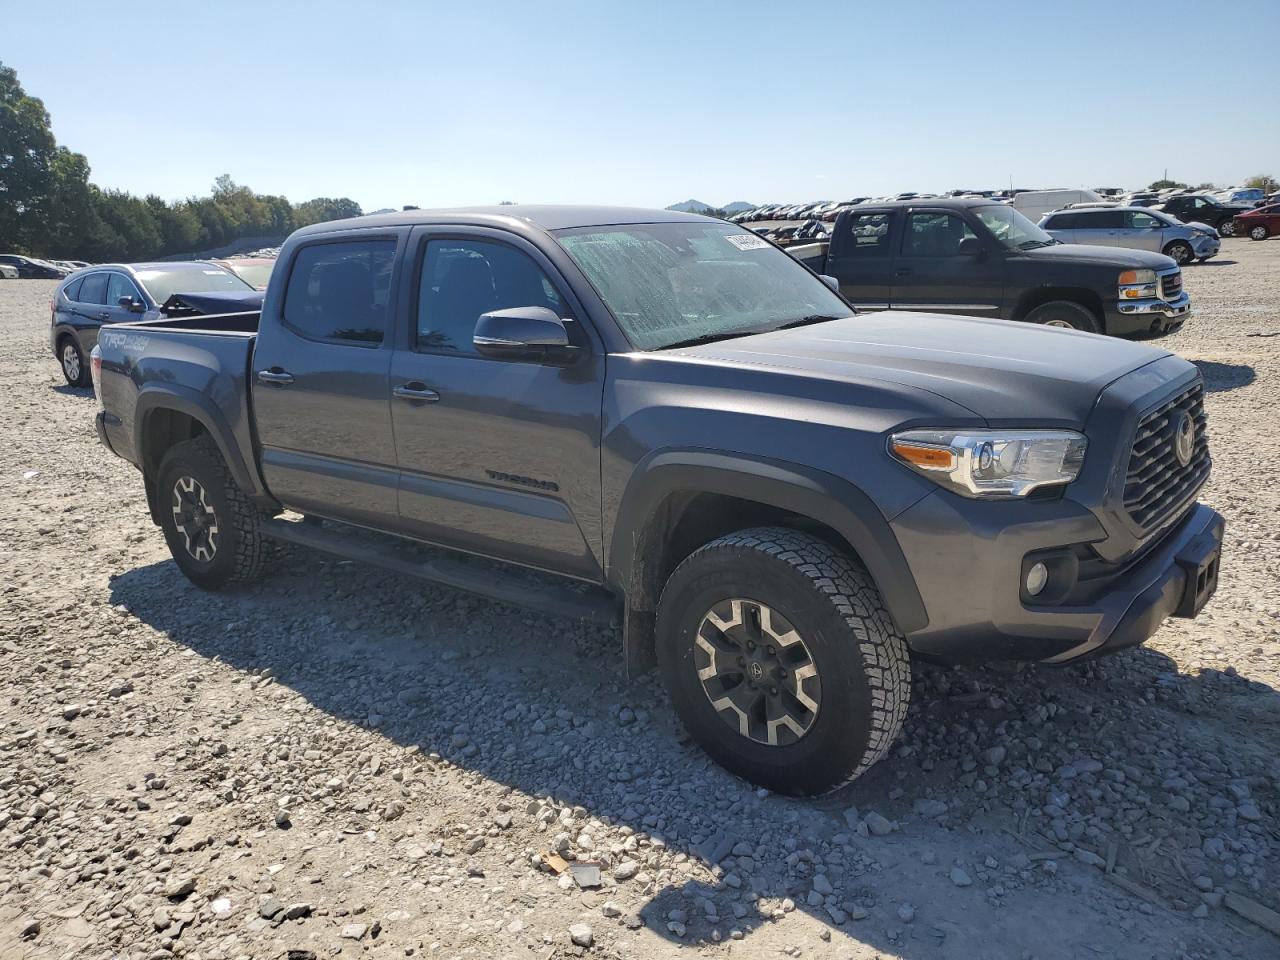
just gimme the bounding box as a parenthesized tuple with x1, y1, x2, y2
(554, 222, 852, 350)
(133, 265, 254, 302)
(974, 205, 1056, 249)
(225, 262, 274, 289)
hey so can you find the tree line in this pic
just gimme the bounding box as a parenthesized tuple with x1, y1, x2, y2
(1, 61, 362, 262)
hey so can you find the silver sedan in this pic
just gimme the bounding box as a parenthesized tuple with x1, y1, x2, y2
(1038, 206, 1220, 265)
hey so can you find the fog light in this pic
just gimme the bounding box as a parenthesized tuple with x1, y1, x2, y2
(1026, 562, 1049, 597)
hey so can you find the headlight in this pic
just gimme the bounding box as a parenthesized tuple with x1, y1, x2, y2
(889, 429, 1087, 498)
(1118, 268, 1158, 299)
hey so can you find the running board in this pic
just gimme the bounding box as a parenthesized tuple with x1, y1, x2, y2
(262, 517, 620, 627)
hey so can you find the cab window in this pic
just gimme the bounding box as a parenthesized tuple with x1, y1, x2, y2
(902, 212, 976, 256)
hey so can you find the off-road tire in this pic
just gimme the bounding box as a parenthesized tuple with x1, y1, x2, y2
(58, 335, 89, 387)
(157, 435, 272, 589)
(1249, 224, 1269, 241)
(1024, 300, 1101, 334)
(1162, 240, 1193, 265)
(656, 527, 910, 795)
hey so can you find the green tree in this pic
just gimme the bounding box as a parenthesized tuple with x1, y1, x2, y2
(0, 60, 59, 252)
(294, 196, 363, 226)
(1148, 178, 1188, 190)
(1244, 173, 1277, 193)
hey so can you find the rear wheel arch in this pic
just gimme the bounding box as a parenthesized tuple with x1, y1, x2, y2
(611, 452, 928, 671)
(134, 389, 277, 522)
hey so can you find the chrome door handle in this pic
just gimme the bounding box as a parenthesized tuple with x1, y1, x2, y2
(256, 369, 295, 385)
(393, 384, 440, 402)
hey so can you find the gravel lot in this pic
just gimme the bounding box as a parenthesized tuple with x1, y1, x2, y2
(2, 243, 1278, 960)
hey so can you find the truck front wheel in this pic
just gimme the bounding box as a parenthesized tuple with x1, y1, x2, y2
(157, 436, 272, 589)
(656, 527, 910, 795)
(1024, 300, 1100, 334)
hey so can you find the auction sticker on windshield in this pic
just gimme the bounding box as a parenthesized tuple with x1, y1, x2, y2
(724, 233, 771, 251)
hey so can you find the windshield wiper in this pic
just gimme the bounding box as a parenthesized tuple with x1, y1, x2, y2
(1017, 239, 1058, 250)
(660, 330, 758, 350)
(772, 314, 845, 331)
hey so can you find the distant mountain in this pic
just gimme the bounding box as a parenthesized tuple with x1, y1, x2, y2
(666, 199, 714, 213)
(666, 199, 756, 214)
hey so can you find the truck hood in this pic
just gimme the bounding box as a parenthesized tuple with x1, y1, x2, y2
(1019, 242, 1176, 270)
(674, 313, 1171, 427)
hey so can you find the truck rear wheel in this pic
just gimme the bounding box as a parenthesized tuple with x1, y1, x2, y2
(1024, 300, 1100, 334)
(157, 436, 272, 589)
(656, 527, 910, 795)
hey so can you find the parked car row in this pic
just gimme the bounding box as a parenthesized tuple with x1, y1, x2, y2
(0, 254, 85, 279)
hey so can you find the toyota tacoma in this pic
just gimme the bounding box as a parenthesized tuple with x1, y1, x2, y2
(90, 205, 1223, 795)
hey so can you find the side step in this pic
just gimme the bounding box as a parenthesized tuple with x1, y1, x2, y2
(262, 517, 620, 627)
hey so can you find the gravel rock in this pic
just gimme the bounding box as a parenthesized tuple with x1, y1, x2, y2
(569, 922, 594, 946)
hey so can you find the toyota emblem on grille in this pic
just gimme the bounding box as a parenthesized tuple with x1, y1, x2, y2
(1172, 411, 1195, 466)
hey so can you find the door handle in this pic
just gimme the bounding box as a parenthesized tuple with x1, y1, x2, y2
(256, 369, 295, 386)
(97, 311, 110, 320)
(894, 267, 913, 277)
(393, 382, 440, 402)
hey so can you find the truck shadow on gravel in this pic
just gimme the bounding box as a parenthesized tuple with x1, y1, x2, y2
(1192, 359, 1256, 392)
(107, 554, 1279, 957)
(50, 384, 94, 399)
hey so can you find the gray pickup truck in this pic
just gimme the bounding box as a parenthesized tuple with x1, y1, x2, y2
(91, 205, 1224, 795)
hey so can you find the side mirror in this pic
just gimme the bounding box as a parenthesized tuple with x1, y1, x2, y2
(119, 296, 145, 312)
(819, 274, 840, 292)
(474, 306, 578, 364)
(957, 237, 982, 256)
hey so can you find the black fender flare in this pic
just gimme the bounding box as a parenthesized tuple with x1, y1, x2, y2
(134, 385, 275, 511)
(609, 449, 928, 637)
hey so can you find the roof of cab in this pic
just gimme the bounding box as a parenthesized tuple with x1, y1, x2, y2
(292, 204, 717, 238)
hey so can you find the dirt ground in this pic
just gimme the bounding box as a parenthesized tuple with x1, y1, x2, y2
(1, 242, 1277, 960)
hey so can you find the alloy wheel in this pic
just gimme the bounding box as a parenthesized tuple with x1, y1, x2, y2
(62, 343, 80, 382)
(1043, 319, 1074, 329)
(171, 476, 219, 562)
(1251, 226, 1268, 241)
(694, 598, 821, 746)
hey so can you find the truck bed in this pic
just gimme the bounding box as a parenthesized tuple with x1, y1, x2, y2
(95, 312, 265, 502)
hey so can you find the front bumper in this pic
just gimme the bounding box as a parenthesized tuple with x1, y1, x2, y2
(1108, 290, 1192, 335)
(1190, 234, 1220, 258)
(891, 493, 1224, 665)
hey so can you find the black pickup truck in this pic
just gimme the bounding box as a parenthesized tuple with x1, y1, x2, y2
(1157, 194, 1252, 237)
(91, 205, 1223, 794)
(788, 199, 1191, 337)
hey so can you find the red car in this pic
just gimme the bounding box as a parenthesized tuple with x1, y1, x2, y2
(1235, 204, 1280, 241)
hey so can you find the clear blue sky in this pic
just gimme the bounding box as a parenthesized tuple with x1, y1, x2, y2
(4, 0, 1278, 210)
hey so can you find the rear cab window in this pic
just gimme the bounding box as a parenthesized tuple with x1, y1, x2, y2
(282, 240, 397, 345)
(843, 212, 893, 255)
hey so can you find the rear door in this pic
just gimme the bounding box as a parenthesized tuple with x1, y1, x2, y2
(890, 208, 1003, 315)
(387, 226, 605, 579)
(251, 233, 404, 529)
(826, 209, 898, 307)
(1073, 209, 1124, 246)
(1040, 211, 1081, 243)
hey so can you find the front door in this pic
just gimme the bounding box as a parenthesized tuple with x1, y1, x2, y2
(251, 235, 402, 528)
(890, 209, 1003, 315)
(826, 210, 897, 308)
(388, 227, 605, 580)
(1125, 210, 1166, 252)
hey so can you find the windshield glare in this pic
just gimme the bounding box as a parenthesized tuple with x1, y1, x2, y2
(133, 266, 254, 302)
(554, 222, 852, 350)
(974, 205, 1056, 249)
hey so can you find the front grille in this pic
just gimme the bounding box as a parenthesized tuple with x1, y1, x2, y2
(1123, 383, 1210, 529)
(1159, 270, 1182, 300)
